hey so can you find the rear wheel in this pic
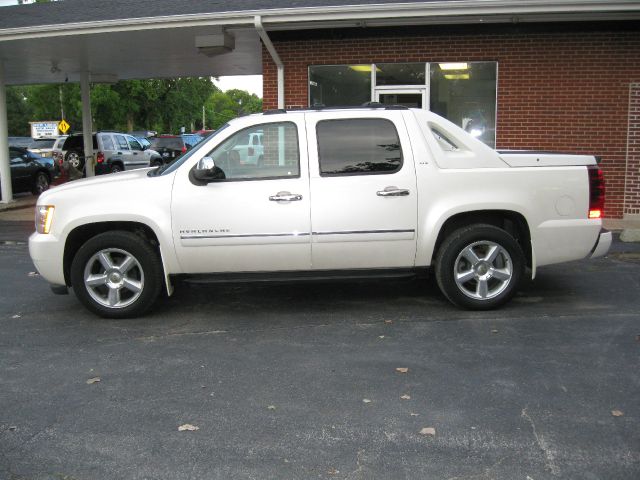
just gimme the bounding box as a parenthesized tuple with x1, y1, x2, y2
(31, 171, 50, 195)
(70, 231, 163, 318)
(110, 163, 123, 173)
(435, 224, 525, 310)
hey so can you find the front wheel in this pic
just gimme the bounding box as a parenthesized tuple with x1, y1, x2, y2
(31, 171, 50, 195)
(70, 231, 163, 318)
(434, 224, 525, 310)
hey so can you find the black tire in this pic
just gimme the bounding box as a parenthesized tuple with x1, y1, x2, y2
(65, 149, 85, 171)
(70, 231, 163, 318)
(31, 171, 50, 195)
(434, 224, 525, 310)
(151, 159, 163, 167)
(110, 163, 123, 173)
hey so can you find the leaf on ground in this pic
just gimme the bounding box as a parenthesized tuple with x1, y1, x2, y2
(86, 377, 101, 384)
(362, 398, 372, 403)
(27, 271, 39, 277)
(11, 314, 21, 319)
(267, 405, 276, 410)
(327, 468, 339, 475)
(410, 413, 420, 416)
(611, 409, 624, 417)
(8, 426, 17, 431)
(491, 329, 499, 334)
(396, 367, 409, 374)
(378, 335, 385, 339)
(401, 394, 411, 400)
(384, 320, 393, 324)
(419, 427, 436, 436)
(178, 423, 199, 431)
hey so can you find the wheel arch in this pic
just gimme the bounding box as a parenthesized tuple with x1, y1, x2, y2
(63, 221, 172, 294)
(431, 210, 532, 271)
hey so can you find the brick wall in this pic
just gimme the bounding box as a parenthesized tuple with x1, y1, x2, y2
(262, 24, 640, 218)
(626, 84, 640, 216)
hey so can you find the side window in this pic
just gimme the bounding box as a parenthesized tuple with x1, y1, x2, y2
(430, 127, 459, 152)
(115, 135, 130, 150)
(204, 122, 299, 181)
(127, 136, 142, 151)
(317, 118, 403, 176)
(101, 135, 115, 151)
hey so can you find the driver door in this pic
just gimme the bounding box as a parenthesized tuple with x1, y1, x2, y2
(171, 118, 311, 273)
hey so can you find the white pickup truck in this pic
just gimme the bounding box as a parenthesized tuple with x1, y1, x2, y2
(29, 107, 611, 318)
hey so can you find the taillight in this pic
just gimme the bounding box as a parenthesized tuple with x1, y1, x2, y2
(587, 165, 605, 219)
(181, 145, 187, 154)
(96, 151, 105, 164)
(248, 147, 254, 156)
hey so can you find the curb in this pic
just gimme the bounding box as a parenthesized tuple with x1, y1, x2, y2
(0, 201, 36, 213)
(620, 228, 640, 243)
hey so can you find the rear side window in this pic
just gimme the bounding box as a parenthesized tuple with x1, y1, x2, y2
(151, 137, 183, 150)
(317, 119, 402, 176)
(100, 135, 115, 151)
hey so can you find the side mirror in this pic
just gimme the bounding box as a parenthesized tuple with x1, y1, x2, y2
(190, 156, 225, 185)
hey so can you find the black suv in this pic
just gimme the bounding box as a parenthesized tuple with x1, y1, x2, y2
(148, 134, 203, 163)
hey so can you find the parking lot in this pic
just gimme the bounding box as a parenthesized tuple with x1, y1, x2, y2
(1, 217, 639, 480)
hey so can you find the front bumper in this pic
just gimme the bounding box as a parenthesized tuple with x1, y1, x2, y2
(590, 230, 612, 259)
(29, 231, 66, 286)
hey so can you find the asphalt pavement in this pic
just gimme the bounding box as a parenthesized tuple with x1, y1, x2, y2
(1, 221, 639, 480)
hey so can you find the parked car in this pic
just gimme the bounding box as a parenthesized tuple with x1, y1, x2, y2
(96, 134, 163, 174)
(148, 134, 203, 163)
(61, 132, 162, 174)
(229, 130, 263, 166)
(29, 107, 611, 318)
(8, 137, 32, 149)
(2, 147, 55, 196)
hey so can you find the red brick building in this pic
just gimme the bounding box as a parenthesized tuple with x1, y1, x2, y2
(262, 22, 640, 219)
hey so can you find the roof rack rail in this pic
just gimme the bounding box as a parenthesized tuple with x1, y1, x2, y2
(261, 104, 410, 115)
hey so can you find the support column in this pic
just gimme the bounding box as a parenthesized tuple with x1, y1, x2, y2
(0, 60, 12, 203)
(80, 71, 95, 177)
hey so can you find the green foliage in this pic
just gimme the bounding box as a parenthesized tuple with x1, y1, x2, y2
(205, 89, 263, 130)
(5, 77, 262, 135)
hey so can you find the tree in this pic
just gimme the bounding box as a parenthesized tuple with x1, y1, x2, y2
(205, 89, 262, 130)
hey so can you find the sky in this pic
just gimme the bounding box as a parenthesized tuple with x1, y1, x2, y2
(214, 75, 263, 98)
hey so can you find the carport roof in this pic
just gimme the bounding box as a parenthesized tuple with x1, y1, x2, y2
(0, 0, 639, 86)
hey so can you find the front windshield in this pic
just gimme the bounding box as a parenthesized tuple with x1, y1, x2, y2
(154, 124, 229, 176)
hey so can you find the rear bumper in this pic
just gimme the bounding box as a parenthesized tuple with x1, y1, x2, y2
(590, 230, 612, 259)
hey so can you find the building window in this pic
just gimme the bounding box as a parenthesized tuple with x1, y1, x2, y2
(308, 62, 497, 147)
(317, 118, 403, 176)
(309, 65, 372, 107)
(376, 63, 426, 86)
(429, 62, 497, 148)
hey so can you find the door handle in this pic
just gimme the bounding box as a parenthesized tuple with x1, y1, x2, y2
(376, 186, 410, 197)
(269, 191, 303, 202)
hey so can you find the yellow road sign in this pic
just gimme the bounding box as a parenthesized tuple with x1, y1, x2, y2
(59, 119, 70, 134)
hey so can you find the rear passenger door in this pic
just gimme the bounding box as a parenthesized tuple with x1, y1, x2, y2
(125, 135, 150, 169)
(113, 134, 131, 165)
(306, 111, 418, 270)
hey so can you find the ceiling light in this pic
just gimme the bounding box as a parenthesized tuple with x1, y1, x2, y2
(439, 63, 469, 71)
(444, 73, 470, 80)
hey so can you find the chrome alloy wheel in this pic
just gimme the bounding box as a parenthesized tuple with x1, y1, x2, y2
(68, 151, 81, 168)
(83, 248, 145, 309)
(453, 241, 513, 300)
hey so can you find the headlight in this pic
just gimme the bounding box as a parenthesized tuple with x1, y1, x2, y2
(36, 205, 55, 234)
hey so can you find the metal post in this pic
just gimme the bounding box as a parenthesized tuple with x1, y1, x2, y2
(0, 60, 12, 204)
(80, 71, 95, 177)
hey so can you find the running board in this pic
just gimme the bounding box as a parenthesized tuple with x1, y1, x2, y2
(177, 268, 427, 285)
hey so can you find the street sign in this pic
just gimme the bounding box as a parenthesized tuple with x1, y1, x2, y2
(30, 121, 59, 138)
(59, 119, 70, 134)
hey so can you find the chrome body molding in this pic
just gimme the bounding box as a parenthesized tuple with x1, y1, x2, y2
(180, 229, 415, 240)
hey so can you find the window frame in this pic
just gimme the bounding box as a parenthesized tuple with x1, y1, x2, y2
(316, 117, 404, 177)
